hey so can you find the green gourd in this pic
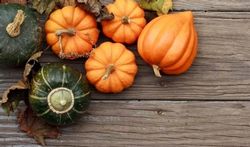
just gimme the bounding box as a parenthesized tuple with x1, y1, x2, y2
(0, 3, 42, 66)
(29, 63, 91, 125)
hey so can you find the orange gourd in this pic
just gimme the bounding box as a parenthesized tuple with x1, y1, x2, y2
(85, 42, 138, 93)
(45, 6, 99, 59)
(138, 11, 198, 77)
(101, 0, 146, 44)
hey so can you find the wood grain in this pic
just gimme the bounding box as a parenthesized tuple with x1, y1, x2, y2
(1, 101, 250, 146)
(100, 0, 250, 11)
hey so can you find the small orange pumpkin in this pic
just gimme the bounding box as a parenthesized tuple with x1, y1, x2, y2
(101, 0, 146, 44)
(45, 6, 99, 59)
(85, 42, 138, 93)
(138, 11, 198, 77)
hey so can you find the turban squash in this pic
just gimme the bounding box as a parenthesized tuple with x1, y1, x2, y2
(45, 6, 99, 60)
(0, 3, 41, 66)
(29, 63, 90, 125)
(85, 42, 137, 93)
(138, 11, 198, 77)
(101, 0, 146, 44)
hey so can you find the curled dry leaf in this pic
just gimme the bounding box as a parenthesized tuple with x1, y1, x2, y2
(1, 80, 28, 115)
(0, 0, 26, 4)
(18, 106, 60, 146)
(136, 0, 173, 15)
(23, 51, 43, 85)
(31, 0, 76, 15)
(77, 0, 114, 22)
(1, 51, 42, 115)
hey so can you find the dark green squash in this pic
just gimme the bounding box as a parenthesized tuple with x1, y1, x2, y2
(29, 63, 91, 125)
(0, 3, 42, 66)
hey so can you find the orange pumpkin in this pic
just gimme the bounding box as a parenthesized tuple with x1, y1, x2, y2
(85, 42, 138, 93)
(45, 6, 99, 59)
(101, 0, 146, 44)
(138, 11, 198, 77)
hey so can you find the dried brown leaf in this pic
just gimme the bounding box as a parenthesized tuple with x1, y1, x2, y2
(1, 80, 28, 115)
(23, 51, 42, 85)
(18, 107, 60, 145)
(77, 0, 114, 22)
(0, 0, 26, 4)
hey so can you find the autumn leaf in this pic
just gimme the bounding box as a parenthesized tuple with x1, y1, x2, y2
(23, 51, 43, 85)
(18, 106, 60, 145)
(31, 0, 76, 15)
(1, 80, 28, 115)
(77, 0, 114, 22)
(136, 0, 173, 15)
(0, 0, 26, 4)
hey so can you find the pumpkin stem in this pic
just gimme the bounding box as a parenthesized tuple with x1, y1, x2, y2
(55, 28, 76, 59)
(6, 10, 25, 37)
(121, 16, 130, 24)
(102, 64, 115, 80)
(152, 65, 162, 77)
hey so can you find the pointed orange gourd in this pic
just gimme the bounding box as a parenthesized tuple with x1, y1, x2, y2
(137, 11, 198, 77)
(45, 6, 99, 60)
(85, 42, 138, 93)
(101, 0, 146, 44)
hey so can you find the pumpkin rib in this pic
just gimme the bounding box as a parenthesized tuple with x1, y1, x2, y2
(163, 30, 198, 74)
(49, 18, 67, 30)
(114, 70, 134, 88)
(74, 36, 90, 55)
(75, 14, 97, 30)
(116, 64, 137, 75)
(114, 0, 125, 14)
(129, 6, 145, 19)
(76, 32, 93, 47)
(113, 71, 126, 88)
(147, 20, 177, 65)
(159, 21, 191, 67)
(103, 21, 122, 38)
(86, 69, 105, 85)
(50, 9, 68, 28)
(138, 17, 164, 63)
(73, 12, 87, 29)
(112, 24, 125, 43)
(46, 33, 58, 45)
(61, 6, 74, 25)
(109, 74, 124, 93)
(164, 24, 195, 71)
(106, 4, 122, 17)
(45, 20, 64, 33)
(72, 7, 85, 27)
(125, 0, 138, 16)
(130, 18, 146, 28)
(111, 43, 126, 63)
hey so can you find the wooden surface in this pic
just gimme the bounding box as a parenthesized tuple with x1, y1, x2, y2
(1, 0, 250, 146)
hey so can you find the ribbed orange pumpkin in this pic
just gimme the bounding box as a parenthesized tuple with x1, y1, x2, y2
(101, 0, 146, 44)
(138, 11, 198, 77)
(85, 42, 138, 93)
(45, 6, 99, 59)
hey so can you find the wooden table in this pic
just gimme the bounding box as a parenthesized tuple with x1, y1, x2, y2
(1, 0, 250, 146)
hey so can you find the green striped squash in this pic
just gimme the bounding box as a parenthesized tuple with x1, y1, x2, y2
(0, 3, 42, 66)
(29, 63, 90, 125)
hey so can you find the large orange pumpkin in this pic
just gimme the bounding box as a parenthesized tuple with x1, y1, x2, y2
(101, 0, 146, 44)
(138, 11, 198, 77)
(85, 42, 138, 93)
(45, 6, 99, 59)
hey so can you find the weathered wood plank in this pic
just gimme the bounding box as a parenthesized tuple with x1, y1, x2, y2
(1, 101, 250, 146)
(100, 0, 250, 11)
(1, 11, 250, 100)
